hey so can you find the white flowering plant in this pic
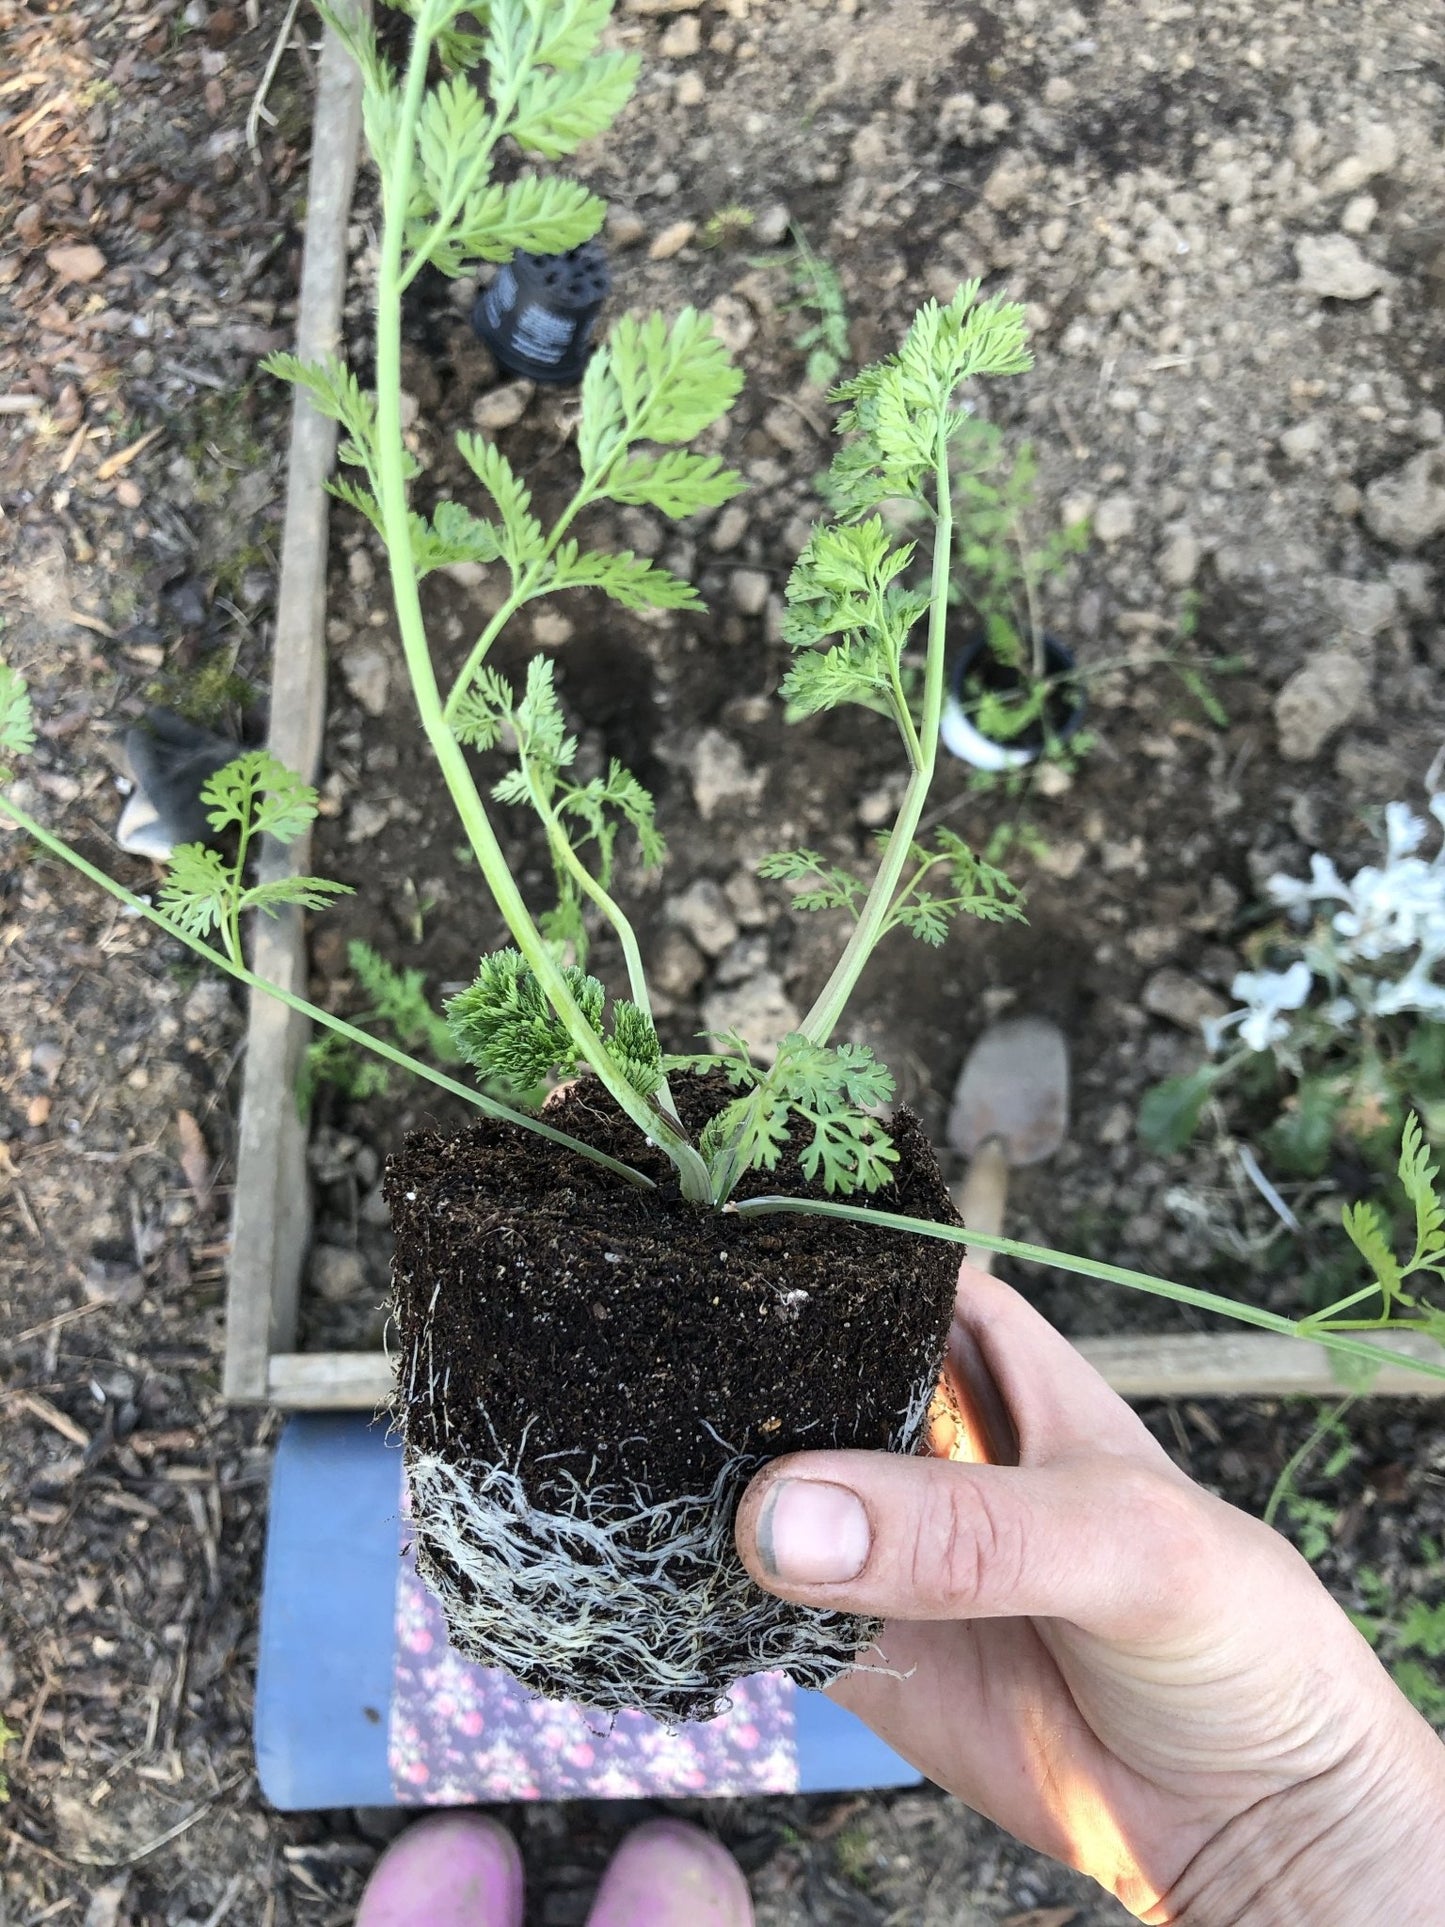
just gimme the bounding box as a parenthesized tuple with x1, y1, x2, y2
(1140, 792, 1445, 1327)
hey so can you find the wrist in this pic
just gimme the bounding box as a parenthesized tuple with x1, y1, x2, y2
(1156, 1702, 1445, 1927)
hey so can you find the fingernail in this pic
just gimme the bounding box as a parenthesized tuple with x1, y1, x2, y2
(755, 1480, 871, 1585)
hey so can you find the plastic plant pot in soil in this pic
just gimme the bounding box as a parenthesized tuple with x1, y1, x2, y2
(940, 633, 1086, 773)
(384, 1073, 961, 1723)
(472, 242, 611, 385)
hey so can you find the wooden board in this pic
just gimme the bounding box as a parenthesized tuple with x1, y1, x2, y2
(224, 0, 370, 1402)
(264, 1329, 1445, 1412)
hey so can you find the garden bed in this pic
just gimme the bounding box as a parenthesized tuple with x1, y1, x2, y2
(231, 0, 1445, 1404)
(5, 0, 1445, 1919)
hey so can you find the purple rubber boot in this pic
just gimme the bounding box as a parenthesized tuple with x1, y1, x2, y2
(355, 1812, 524, 1927)
(585, 1819, 753, 1927)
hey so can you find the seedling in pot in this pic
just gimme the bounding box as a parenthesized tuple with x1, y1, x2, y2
(5, 0, 1445, 1724)
(938, 414, 1089, 772)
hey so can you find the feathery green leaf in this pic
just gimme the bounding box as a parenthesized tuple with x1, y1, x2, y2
(447, 948, 605, 1086)
(604, 449, 745, 518)
(1401, 1113, 1445, 1270)
(511, 51, 639, 158)
(539, 541, 703, 611)
(0, 662, 35, 782)
(201, 752, 319, 845)
(757, 849, 867, 915)
(456, 433, 545, 568)
(158, 844, 233, 942)
(1342, 1199, 1405, 1311)
(240, 875, 355, 919)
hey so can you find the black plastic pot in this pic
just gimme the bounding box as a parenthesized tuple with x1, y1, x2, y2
(471, 242, 611, 385)
(940, 633, 1086, 772)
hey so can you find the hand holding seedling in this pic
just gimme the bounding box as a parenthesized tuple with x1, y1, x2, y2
(737, 1267, 1445, 1923)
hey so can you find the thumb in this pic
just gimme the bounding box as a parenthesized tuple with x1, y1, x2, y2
(735, 1449, 1219, 1644)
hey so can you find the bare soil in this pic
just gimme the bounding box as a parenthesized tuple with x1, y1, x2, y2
(3, 0, 1444, 1920)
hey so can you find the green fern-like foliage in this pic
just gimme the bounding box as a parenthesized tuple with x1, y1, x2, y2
(447, 949, 661, 1100)
(0, 663, 36, 783)
(759, 830, 1023, 951)
(678, 1034, 899, 1199)
(454, 657, 663, 966)
(155, 752, 351, 967)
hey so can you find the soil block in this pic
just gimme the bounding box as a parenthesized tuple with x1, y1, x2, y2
(386, 1071, 961, 1720)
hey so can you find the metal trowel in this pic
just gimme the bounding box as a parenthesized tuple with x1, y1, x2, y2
(946, 1015, 1070, 1272)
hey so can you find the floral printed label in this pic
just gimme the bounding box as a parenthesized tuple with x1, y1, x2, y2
(388, 1489, 800, 1802)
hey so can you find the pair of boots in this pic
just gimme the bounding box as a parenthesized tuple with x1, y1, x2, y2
(357, 1813, 753, 1925)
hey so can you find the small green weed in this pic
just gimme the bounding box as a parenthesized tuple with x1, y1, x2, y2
(1349, 1574, 1445, 1726)
(763, 227, 850, 388)
(299, 939, 459, 1114)
(1263, 1399, 1356, 1563)
(0, 1713, 18, 1802)
(699, 205, 754, 250)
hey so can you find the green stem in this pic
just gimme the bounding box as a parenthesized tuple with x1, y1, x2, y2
(1298, 1284, 1384, 1330)
(523, 766, 682, 1125)
(373, 10, 711, 1203)
(395, 3, 529, 292)
(1263, 1395, 1354, 1529)
(727, 1193, 1445, 1388)
(0, 798, 655, 1190)
(442, 480, 600, 728)
(798, 418, 954, 1046)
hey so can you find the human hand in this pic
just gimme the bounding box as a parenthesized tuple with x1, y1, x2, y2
(735, 1266, 1445, 1923)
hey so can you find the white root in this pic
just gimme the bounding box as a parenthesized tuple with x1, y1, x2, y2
(400, 1355, 940, 1723)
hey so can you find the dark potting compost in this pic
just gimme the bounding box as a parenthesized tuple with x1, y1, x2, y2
(386, 1072, 960, 1721)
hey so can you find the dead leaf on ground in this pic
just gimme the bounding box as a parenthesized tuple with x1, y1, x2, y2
(45, 241, 106, 284)
(175, 1108, 212, 1204)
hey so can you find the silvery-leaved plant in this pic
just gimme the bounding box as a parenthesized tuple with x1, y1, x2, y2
(5, 0, 1445, 1388)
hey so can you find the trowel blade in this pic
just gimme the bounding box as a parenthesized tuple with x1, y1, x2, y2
(946, 1015, 1070, 1166)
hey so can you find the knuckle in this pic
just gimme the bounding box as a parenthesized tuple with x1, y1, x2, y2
(906, 1469, 1026, 1613)
(1108, 1458, 1210, 1600)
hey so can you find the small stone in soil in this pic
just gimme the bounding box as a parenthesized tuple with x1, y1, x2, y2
(659, 13, 700, 55)
(689, 728, 764, 819)
(728, 567, 770, 615)
(1279, 418, 1325, 462)
(1093, 494, 1136, 543)
(340, 641, 391, 717)
(1273, 651, 1371, 761)
(310, 1245, 369, 1304)
(532, 609, 573, 647)
(46, 242, 107, 284)
(1157, 528, 1200, 587)
(471, 381, 534, 432)
(1295, 233, 1384, 301)
(709, 503, 749, 552)
(651, 928, 706, 999)
(666, 878, 738, 956)
(648, 221, 696, 260)
(1362, 449, 1445, 551)
(700, 970, 800, 1064)
(606, 208, 646, 249)
(1142, 968, 1229, 1031)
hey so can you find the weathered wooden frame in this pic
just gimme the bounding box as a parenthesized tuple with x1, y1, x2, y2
(224, 9, 1445, 1412)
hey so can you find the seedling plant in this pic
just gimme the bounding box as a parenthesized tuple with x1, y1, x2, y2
(4, 0, 1445, 1715)
(762, 224, 851, 389)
